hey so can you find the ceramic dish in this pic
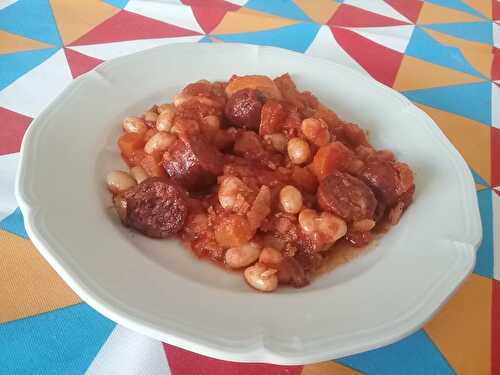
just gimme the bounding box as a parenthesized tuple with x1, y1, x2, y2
(16, 43, 481, 364)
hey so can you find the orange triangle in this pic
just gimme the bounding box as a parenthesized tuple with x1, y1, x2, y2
(424, 28, 493, 78)
(49, 0, 119, 45)
(461, 0, 492, 19)
(0, 230, 81, 324)
(302, 361, 362, 375)
(0, 31, 53, 54)
(424, 274, 492, 375)
(394, 55, 482, 91)
(416, 103, 491, 184)
(210, 7, 299, 35)
(417, 2, 482, 24)
(292, 0, 340, 24)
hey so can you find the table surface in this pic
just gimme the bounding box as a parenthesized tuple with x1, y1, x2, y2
(0, 0, 498, 374)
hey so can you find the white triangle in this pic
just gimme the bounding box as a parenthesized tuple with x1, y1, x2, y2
(125, 0, 204, 34)
(493, 82, 500, 129)
(0, 0, 17, 10)
(492, 189, 500, 281)
(343, 0, 412, 24)
(306, 25, 366, 75)
(0, 49, 73, 118)
(85, 326, 171, 375)
(494, 22, 499, 48)
(0, 152, 19, 222)
(225, 0, 248, 5)
(346, 25, 415, 53)
(68, 35, 203, 61)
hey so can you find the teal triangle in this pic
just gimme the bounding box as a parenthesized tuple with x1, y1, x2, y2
(214, 23, 320, 53)
(403, 82, 491, 125)
(0, 0, 61, 45)
(427, 0, 485, 18)
(0, 304, 116, 375)
(0, 207, 28, 239)
(338, 330, 454, 374)
(406, 27, 483, 78)
(471, 168, 488, 186)
(0, 48, 58, 91)
(245, 0, 311, 21)
(102, 0, 129, 9)
(424, 22, 493, 45)
(474, 188, 493, 278)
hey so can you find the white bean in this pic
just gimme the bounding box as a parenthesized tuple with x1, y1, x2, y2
(130, 166, 149, 184)
(156, 105, 176, 132)
(259, 247, 283, 267)
(123, 116, 147, 134)
(143, 111, 158, 123)
(218, 176, 246, 210)
(287, 137, 311, 165)
(279, 185, 303, 214)
(244, 262, 278, 292)
(265, 133, 288, 153)
(106, 170, 136, 194)
(225, 242, 261, 269)
(301, 118, 330, 146)
(113, 194, 127, 221)
(298, 208, 318, 233)
(316, 212, 347, 243)
(144, 132, 177, 154)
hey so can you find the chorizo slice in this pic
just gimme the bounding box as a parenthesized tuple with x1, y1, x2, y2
(224, 89, 264, 130)
(317, 171, 377, 222)
(123, 177, 188, 238)
(163, 135, 224, 191)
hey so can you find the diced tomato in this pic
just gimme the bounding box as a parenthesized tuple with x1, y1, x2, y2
(311, 141, 356, 180)
(140, 152, 166, 177)
(118, 132, 146, 162)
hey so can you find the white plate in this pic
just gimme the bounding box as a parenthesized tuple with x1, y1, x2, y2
(16, 43, 481, 364)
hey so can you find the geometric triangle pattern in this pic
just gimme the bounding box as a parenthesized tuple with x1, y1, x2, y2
(0, 1, 499, 374)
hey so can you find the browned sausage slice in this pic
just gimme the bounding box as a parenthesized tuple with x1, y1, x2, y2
(224, 89, 264, 130)
(317, 171, 377, 221)
(163, 135, 224, 191)
(124, 177, 188, 238)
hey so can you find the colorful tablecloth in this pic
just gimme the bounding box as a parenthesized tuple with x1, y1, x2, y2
(0, 0, 498, 374)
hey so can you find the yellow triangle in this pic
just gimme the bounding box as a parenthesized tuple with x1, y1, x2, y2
(49, 0, 119, 45)
(417, 2, 482, 24)
(302, 361, 362, 375)
(424, 28, 493, 78)
(461, 0, 491, 19)
(424, 274, 491, 375)
(0, 230, 81, 324)
(292, 0, 340, 24)
(475, 183, 487, 191)
(211, 7, 299, 35)
(393, 55, 482, 91)
(415, 103, 491, 184)
(0, 31, 53, 54)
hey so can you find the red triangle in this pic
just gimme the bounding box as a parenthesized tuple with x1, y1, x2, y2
(0, 107, 32, 155)
(70, 10, 201, 46)
(492, 127, 500, 187)
(494, 0, 500, 21)
(64, 48, 103, 78)
(181, 0, 240, 33)
(384, 0, 423, 23)
(163, 344, 303, 375)
(328, 4, 409, 27)
(332, 27, 403, 87)
(492, 48, 500, 81)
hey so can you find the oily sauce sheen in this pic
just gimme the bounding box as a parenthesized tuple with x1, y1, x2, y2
(106, 74, 415, 292)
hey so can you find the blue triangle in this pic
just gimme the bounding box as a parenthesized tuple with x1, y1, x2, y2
(403, 82, 491, 125)
(245, 0, 311, 21)
(337, 330, 454, 374)
(426, 0, 485, 19)
(0, 48, 58, 91)
(0, 304, 115, 375)
(214, 23, 320, 53)
(406, 27, 483, 78)
(471, 168, 488, 186)
(0, 0, 61, 46)
(0, 207, 28, 239)
(102, 0, 129, 9)
(199, 36, 213, 43)
(474, 188, 493, 278)
(424, 22, 493, 45)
